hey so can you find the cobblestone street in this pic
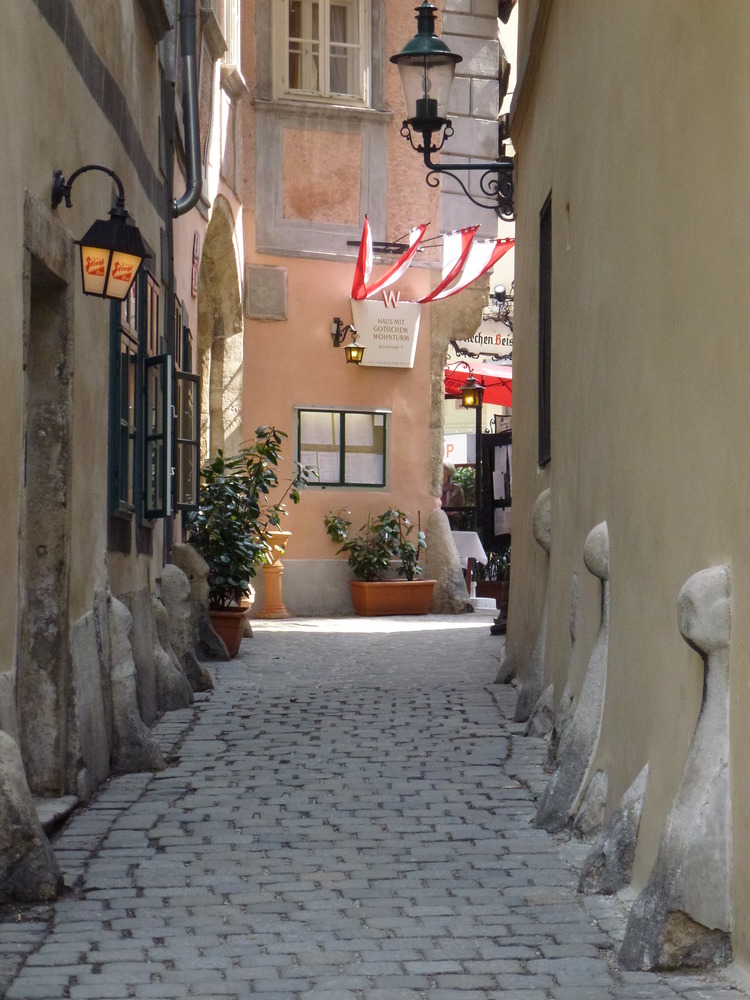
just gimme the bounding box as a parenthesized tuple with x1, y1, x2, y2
(2, 613, 748, 1000)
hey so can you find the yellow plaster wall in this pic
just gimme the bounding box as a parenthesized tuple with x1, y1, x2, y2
(510, 0, 750, 965)
(2, 3, 169, 630)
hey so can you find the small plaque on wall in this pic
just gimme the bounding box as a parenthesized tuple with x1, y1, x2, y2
(245, 265, 288, 320)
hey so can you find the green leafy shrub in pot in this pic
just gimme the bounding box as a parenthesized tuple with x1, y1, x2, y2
(186, 426, 311, 609)
(324, 508, 426, 582)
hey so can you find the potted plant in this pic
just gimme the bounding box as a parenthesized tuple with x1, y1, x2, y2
(186, 426, 308, 657)
(324, 508, 435, 615)
(476, 544, 511, 619)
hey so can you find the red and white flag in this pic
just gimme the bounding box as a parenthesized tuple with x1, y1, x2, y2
(351, 215, 373, 301)
(418, 227, 478, 304)
(420, 235, 514, 303)
(350, 219, 515, 304)
(364, 224, 428, 299)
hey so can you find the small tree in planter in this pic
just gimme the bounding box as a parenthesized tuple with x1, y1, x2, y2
(186, 426, 309, 654)
(324, 508, 434, 615)
(324, 508, 425, 581)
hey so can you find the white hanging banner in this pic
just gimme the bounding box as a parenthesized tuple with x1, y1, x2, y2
(350, 296, 422, 368)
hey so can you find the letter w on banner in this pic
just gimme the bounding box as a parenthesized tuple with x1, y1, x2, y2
(350, 216, 428, 301)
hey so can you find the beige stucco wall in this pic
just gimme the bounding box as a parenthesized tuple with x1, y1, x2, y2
(1, 5, 166, 650)
(510, 0, 750, 965)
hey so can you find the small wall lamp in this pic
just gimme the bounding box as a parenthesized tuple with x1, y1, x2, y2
(331, 317, 365, 364)
(52, 165, 150, 300)
(391, 1, 514, 219)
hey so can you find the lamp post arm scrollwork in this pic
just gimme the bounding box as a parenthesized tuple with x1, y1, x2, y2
(52, 165, 127, 214)
(398, 122, 514, 220)
(392, 1, 515, 220)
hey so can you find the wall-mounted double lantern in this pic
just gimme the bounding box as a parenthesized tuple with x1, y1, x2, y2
(52, 165, 150, 300)
(331, 317, 365, 364)
(391, 1, 514, 219)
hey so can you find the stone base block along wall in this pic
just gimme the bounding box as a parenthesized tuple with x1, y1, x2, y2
(0, 561, 217, 906)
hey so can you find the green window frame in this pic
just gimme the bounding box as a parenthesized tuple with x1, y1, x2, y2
(144, 354, 172, 519)
(109, 283, 139, 516)
(109, 270, 176, 522)
(297, 407, 388, 487)
(173, 296, 200, 512)
(141, 273, 170, 518)
(174, 372, 200, 510)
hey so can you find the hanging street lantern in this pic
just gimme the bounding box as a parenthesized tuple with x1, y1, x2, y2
(52, 166, 150, 300)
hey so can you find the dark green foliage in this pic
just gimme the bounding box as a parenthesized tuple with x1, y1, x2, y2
(451, 465, 476, 504)
(478, 543, 511, 582)
(186, 426, 311, 608)
(324, 507, 426, 582)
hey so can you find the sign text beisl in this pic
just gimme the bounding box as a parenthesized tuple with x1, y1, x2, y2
(351, 293, 422, 368)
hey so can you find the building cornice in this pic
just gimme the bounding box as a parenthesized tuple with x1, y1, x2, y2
(254, 98, 393, 126)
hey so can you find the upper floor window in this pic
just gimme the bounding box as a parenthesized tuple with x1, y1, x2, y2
(224, 0, 241, 66)
(277, 0, 369, 104)
(173, 297, 200, 512)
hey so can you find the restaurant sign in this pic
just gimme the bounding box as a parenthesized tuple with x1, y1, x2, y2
(350, 294, 422, 368)
(451, 316, 512, 363)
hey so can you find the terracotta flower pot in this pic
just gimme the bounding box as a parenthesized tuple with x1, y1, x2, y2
(208, 606, 249, 659)
(349, 579, 436, 616)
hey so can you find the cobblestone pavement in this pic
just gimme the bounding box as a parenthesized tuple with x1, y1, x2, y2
(2, 613, 749, 1000)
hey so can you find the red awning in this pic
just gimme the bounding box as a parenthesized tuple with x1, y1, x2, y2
(444, 361, 512, 408)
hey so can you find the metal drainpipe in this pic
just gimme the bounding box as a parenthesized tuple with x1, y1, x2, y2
(173, 0, 202, 216)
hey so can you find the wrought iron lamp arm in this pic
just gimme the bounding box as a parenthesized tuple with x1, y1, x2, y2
(420, 135, 515, 221)
(52, 165, 127, 212)
(331, 317, 358, 348)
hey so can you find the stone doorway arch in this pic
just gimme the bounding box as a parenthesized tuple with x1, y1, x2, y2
(196, 197, 244, 459)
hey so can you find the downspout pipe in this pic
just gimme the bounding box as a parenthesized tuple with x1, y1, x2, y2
(173, 0, 202, 216)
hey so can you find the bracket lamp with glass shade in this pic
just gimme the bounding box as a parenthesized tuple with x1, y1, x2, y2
(390, 1, 514, 220)
(331, 317, 365, 364)
(52, 165, 150, 300)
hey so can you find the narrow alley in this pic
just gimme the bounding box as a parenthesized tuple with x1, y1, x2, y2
(1, 614, 746, 1000)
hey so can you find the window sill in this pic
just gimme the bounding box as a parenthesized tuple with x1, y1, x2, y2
(200, 8, 227, 60)
(221, 63, 250, 102)
(254, 98, 392, 125)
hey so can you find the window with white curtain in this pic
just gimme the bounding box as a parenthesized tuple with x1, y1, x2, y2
(278, 0, 368, 104)
(297, 407, 388, 487)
